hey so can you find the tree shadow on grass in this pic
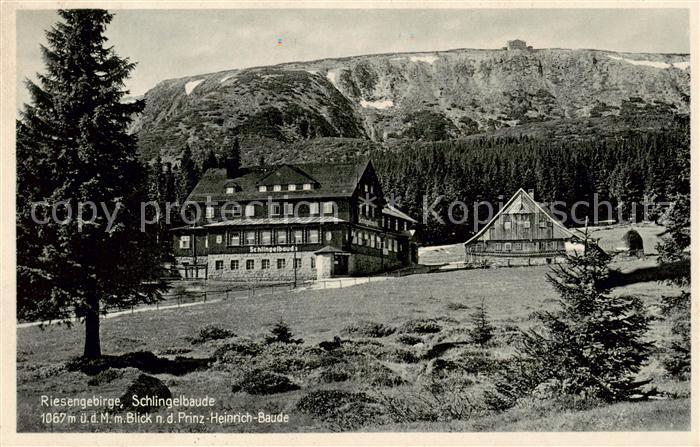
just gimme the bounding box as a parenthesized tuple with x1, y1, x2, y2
(66, 351, 211, 376)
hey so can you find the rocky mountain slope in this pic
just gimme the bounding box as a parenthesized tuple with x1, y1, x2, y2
(132, 47, 690, 162)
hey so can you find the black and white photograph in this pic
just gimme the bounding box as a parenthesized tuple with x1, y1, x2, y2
(2, 1, 697, 443)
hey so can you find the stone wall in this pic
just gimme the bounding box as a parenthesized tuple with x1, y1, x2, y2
(349, 252, 403, 276)
(206, 252, 317, 281)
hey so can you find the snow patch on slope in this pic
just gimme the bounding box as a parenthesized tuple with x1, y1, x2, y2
(409, 55, 439, 64)
(326, 68, 342, 89)
(185, 79, 204, 95)
(607, 55, 689, 70)
(360, 99, 394, 110)
(219, 75, 235, 84)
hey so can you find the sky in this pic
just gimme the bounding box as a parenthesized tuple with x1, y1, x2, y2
(15, 8, 690, 108)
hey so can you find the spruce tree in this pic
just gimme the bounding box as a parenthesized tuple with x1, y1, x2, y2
(201, 149, 219, 173)
(519, 233, 653, 401)
(468, 298, 494, 348)
(226, 135, 242, 173)
(16, 10, 164, 358)
(176, 145, 199, 202)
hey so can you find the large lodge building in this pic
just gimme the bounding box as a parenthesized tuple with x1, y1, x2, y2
(172, 159, 418, 281)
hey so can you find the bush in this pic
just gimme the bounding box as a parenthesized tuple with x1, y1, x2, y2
(342, 321, 396, 338)
(386, 348, 419, 364)
(399, 318, 442, 334)
(660, 292, 690, 379)
(186, 324, 236, 344)
(87, 368, 122, 386)
(213, 338, 263, 363)
(396, 334, 423, 346)
(265, 320, 303, 345)
(118, 374, 171, 412)
(236, 368, 300, 395)
(296, 390, 384, 430)
(446, 302, 470, 311)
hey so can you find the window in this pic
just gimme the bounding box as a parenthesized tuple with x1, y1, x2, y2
(323, 202, 335, 214)
(504, 242, 512, 251)
(205, 237, 209, 248)
(215, 260, 224, 270)
(504, 221, 512, 230)
(364, 184, 368, 192)
(230, 260, 239, 270)
(246, 260, 254, 270)
(302, 183, 312, 190)
(245, 204, 256, 217)
(284, 203, 294, 215)
(310, 257, 316, 269)
(394, 220, 399, 231)
(308, 229, 319, 244)
(475, 242, 484, 252)
(270, 203, 281, 216)
(494, 242, 502, 251)
(228, 231, 241, 246)
(309, 202, 320, 215)
(261, 230, 272, 245)
(277, 259, 286, 269)
(273, 184, 282, 192)
(206, 206, 215, 219)
(288, 184, 297, 191)
(293, 230, 304, 244)
(224, 204, 241, 218)
(276, 229, 287, 245)
(226, 186, 235, 194)
(179, 235, 190, 249)
(514, 242, 522, 251)
(216, 235, 223, 244)
(370, 185, 374, 193)
(294, 258, 302, 269)
(261, 259, 270, 269)
(547, 241, 555, 250)
(325, 231, 333, 241)
(258, 185, 267, 192)
(523, 220, 531, 229)
(245, 231, 256, 245)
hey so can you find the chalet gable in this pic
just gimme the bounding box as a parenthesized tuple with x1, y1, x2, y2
(465, 188, 574, 245)
(256, 165, 317, 188)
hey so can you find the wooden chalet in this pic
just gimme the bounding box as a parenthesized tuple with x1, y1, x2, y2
(464, 188, 574, 266)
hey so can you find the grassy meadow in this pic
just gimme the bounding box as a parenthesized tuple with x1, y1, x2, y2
(16, 257, 689, 432)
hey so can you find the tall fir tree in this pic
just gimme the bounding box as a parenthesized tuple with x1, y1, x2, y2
(16, 10, 164, 358)
(176, 144, 199, 202)
(519, 233, 653, 401)
(201, 149, 219, 173)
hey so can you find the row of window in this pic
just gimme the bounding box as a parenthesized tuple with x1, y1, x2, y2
(350, 229, 400, 252)
(205, 201, 336, 219)
(179, 228, 333, 249)
(214, 258, 311, 270)
(383, 216, 409, 232)
(255, 183, 314, 193)
(476, 241, 559, 252)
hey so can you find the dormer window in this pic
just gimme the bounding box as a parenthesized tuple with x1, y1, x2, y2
(288, 184, 297, 191)
(258, 185, 267, 192)
(273, 184, 282, 192)
(226, 186, 235, 194)
(303, 183, 312, 191)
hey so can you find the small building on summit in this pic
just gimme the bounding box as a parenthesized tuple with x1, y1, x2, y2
(464, 188, 574, 266)
(172, 159, 418, 281)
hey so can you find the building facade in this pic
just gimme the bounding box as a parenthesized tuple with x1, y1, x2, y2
(464, 188, 573, 266)
(172, 159, 418, 281)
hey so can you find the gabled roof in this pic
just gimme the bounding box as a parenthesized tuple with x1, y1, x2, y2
(383, 204, 418, 223)
(464, 188, 574, 245)
(256, 164, 317, 186)
(187, 159, 371, 202)
(314, 245, 350, 254)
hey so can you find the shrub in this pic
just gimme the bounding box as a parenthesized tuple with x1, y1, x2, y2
(186, 324, 236, 344)
(236, 368, 300, 395)
(468, 298, 495, 347)
(446, 302, 470, 311)
(118, 374, 171, 412)
(396, 334, 423, 346)
(660, 291, 690, 379)
(296, 390, 384, 430)
(399, 318, 442, 334)
(265, 320, 303, 345)
(386, 348, 419, 364)
(87, 368, 122, 386)
(342, 320, 395, 338)
(213, 338, 263, 363)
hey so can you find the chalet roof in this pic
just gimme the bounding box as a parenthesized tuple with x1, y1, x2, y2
(464, 188, 574, 245)
(383, 204, 418, 223)
(187, 159, 371, 202)
(203, 216, 346, 227)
